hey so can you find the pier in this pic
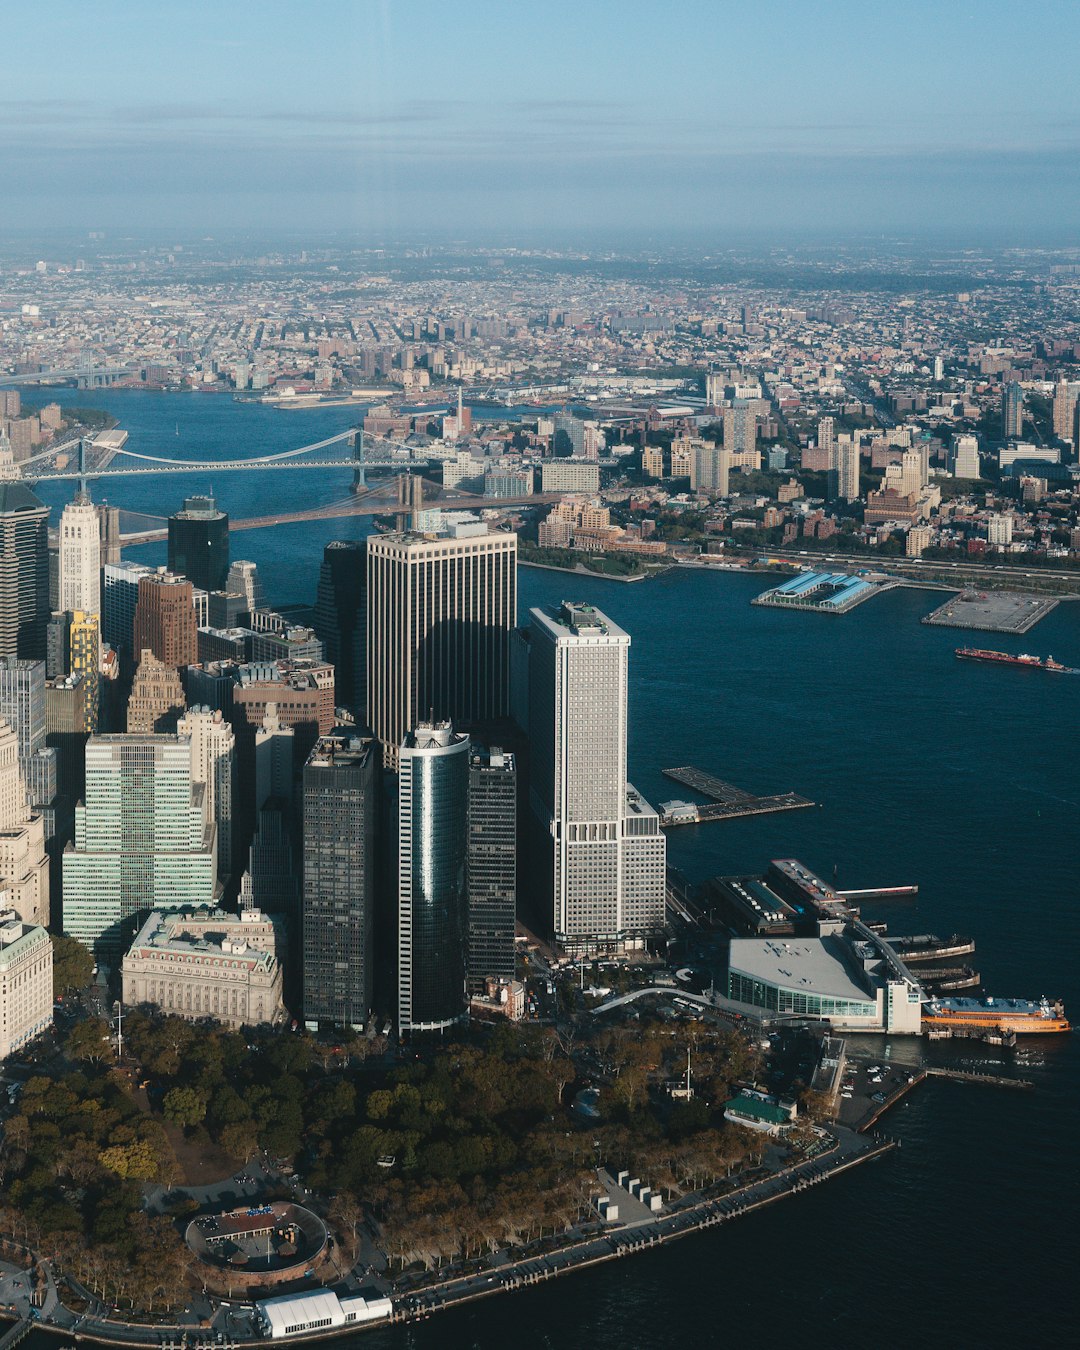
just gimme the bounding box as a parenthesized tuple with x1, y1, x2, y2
(890, 934, 976, 961)
(922, 590, 1059, 634)
(659, 766, 815, 825)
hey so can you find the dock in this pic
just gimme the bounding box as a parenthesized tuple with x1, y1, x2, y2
(752, 569, 895, 614)
(659, 767, 815, 826)
(922, 590, 1058, 634)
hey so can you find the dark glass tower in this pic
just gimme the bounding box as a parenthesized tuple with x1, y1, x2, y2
(397, 721, 469, 1033)
(0, 480, 50, 661)
(312, 540, 366, 712)
(467, 744, 517, 990)
(167, 493, 229, 593)
(301, 730, 379, 1029)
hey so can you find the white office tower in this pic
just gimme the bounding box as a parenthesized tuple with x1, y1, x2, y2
(63, 734, 216, 955)
(58, 491, 102, 617)
(0, 718, 49, 928)
(951, 434, 981, 480)
(177, 705, 235, 885)
(527, 602, 665, 951)
(0, 911, 52, 1060)
(899, 447, 927, 497)
(226, 560, 265, 615)
(255, 703, 294, 810)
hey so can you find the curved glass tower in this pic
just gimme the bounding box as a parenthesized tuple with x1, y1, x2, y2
(397, 721, 469, 1033)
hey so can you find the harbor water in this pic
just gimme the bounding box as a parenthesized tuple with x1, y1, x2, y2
(25, 388, 1080, 1348)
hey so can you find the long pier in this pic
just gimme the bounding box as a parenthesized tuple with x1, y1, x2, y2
(660, 766, 815, 825)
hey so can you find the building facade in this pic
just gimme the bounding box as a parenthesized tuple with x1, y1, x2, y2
(58, 492, 102, 618)
(177, 705, 235, 886)
(526, 602, 666, 949)
(367, 526, 516, 769)
(121, 907, 284, 1029)
(398, 722, 470, 1033)
(0, 718, 49, 928)
(312, 540, 366, 711)
(133, 570, 198, 669)
(127, 649, 187, 734)
(301, 732, 379, 1030)
(0, 480, 50, 662)
(167, 494, 229, 594)
(63, 734, 216, 955)
(0, 912, 52, 1060)
(467, 745, 516, 990)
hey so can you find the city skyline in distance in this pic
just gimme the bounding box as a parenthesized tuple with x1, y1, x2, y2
(5, 0, 1080, 239)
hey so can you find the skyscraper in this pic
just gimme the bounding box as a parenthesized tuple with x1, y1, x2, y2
(225, 559, 265, 616)
(102, 560, 154, 656)
(59, 492, 102, 619)
(0, 658, 58, 838)
(0, 716, 50, 928)
(398, 721, 470, 1033)
(1052, 379, 1080, 451)
(723, 401, 757, 456)
(467, 744, 516, 990)
(177, 705, 235, 886)
(830, 434, 860, 502)
(63, 734, 216, 954)
(0, 479, 50, 662)
(127, 649, 186, 734)
(1002, 381, 1024, 439)
(367, 524, 516, 768)
(691, 442, 730, 495)
(313, 540, 365, 710)
(950, 434, 981, 480)
(302, 731, 379, 1029)
(133, 570, 197, 668)
(527, 602, 666, 950)
(168, 493, 229, 594)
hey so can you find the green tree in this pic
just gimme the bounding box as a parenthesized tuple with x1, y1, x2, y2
(51, 934, 94, 997)
(162, 1085, 207, 1130)
(66, 1016, 115, 1064)
(98, 1139, 160, 1180)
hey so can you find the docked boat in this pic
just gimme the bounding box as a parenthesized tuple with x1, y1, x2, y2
(922, 995, 1070, 1035)
(955, 647, 1072, 672)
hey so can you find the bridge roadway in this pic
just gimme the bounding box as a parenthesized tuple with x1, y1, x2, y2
(118, 491, 564, 545)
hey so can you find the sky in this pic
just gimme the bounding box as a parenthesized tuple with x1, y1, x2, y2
(4, 0, 1080, 242)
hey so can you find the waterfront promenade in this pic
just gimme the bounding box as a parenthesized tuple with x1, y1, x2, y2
(0, 1127, 892, 1347)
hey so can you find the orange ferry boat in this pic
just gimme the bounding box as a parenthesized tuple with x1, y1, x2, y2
(922, 995, 1070, 1035)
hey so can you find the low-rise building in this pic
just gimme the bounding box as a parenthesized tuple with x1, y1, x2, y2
(121, 907, 285, 1029)
(0, 908, 52, 1059)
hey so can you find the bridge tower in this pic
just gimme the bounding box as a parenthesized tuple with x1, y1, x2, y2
(396, 472, 424, 531)
(351, 428, 366, 494)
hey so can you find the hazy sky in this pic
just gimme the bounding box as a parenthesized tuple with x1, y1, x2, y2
(5, 0, 1080, 240)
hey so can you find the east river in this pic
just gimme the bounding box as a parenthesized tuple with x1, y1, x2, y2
(26, 388, 1080, 1347)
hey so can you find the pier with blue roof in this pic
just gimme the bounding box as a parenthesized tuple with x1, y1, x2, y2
(753, 568, 892, 614)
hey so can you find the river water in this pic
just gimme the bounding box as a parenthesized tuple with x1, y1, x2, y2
(25, 388, 1080, 1347)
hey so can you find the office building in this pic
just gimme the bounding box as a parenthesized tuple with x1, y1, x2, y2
(0, 718, 49, 928)
(398, 722, 470, 1033)
(527, 602, 665, 949)
(45, 674, 91, 805)
(121, 907, 284, 1029)
(167, 494, 229, 593)
(63, 734, 216, 955)
(467, 745, 516, 990)
(232, 660, 335, 768)
(0, 658, 58, 835)
(817, 416, 836, 462)
(302, 731, 379, 1029)
(540, 459, 600, 494)
(552, 411, 585, 457)
(641, 445, 664, 480)
(691, 442, 730, 495)
(312, 541, 366, 710)
(127, 649, 187, 734)
(1052, 380, 1080, 449)
(367, 525, 516, 768)
(0, 479, 50, 662)
(58, 492, 101, 618)
(1002, 381, 1024, 439)
(48, 610, 101, 733)
(950, 434, 981, 480)
(0, 912, 52, 1059)
(988, 513, 1014, 547)
(250, 625, 323, 666)
(226, 560, 265, 616)
(177, 706, 235, 886)
(102, 560, 154, 655)
(133, 570, 198, 669)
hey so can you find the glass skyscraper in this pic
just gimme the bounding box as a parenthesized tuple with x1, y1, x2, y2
(397, 721, 469, 1033)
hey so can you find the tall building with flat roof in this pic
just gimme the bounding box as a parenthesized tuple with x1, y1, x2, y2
(950, 434, 981, 480)
(177, 705, 235, 886)
(467, 745, 516, 990)
(312, 540, 366, 711)
(63, 734, 216, 955)
(133, 570, 197, 669)
(1002, 381, 1024, 439)
(0, 479, 50, 662)
(102, 560, 154, 655)
(398, 722, 470, 1033)
(527, 602, 665, 949)
(0, 717, 49, 928)
(168, 493, 229, 594)
(0, 911, 52, 1059)
(301, 731, 379, 1029)
(367, 526, 516, 768)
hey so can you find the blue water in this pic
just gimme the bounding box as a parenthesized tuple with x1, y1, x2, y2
(25, 389, 1080, 1346)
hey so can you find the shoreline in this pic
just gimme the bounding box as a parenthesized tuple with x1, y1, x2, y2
(5, 1129, 893, 1348)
